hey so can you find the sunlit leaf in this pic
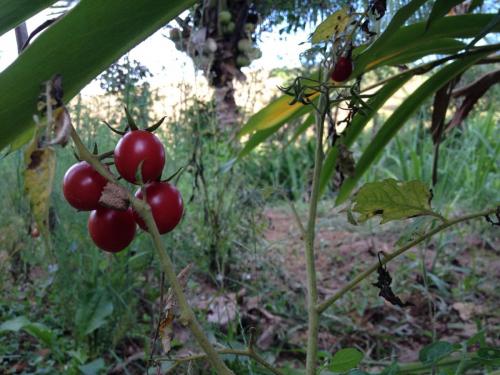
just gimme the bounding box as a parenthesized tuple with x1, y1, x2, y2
(352, 179, 434, 224)
(311, 7, 350, 44)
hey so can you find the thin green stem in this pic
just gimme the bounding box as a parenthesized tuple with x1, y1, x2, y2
(316, 207, 497, 314)
(305, 79, 328, 375)
(69, 126, 234, 375)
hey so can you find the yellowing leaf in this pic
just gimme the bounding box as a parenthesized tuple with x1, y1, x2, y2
(352, 179, 434, 224)
(24, 140, 56, 242)
(311, 8, 350, 44)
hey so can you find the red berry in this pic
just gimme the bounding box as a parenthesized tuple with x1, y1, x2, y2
(114, 130, 165, 184)
(31, 227, 40, 238)
(133, 181, 183, 234)
(63, 161, 107, 211)
(331, 56, 353, 82)
(88, 207, 136, 253)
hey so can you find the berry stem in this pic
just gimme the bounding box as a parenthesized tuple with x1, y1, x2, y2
(69, 125, 235, 375)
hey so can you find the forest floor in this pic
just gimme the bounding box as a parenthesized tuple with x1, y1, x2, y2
(192, 202, 500, 367)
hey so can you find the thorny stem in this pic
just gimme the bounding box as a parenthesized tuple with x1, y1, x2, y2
(305, 72, 328, 375)
(316, 207, 498, 314)
(69, 126, 234, 375)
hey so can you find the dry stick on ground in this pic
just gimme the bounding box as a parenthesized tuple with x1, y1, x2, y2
(316, 207, 498, 314)
(69, 126, 235, 375)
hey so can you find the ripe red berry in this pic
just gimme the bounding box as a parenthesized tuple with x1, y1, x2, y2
(114, 130, 165, 184)
(63, 161, 107, 211)
(31, 227, 40, 238)
(88, 207, 136, 253)
(133, 181, 183, 234)
(331, 56, 353, 82)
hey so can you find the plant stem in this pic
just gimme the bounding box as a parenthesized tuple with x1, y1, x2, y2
(160, 346, 285, 375)
(305, 83, 327, 375)
(316, 207, 498, 314)
(69, 126, 234, 375)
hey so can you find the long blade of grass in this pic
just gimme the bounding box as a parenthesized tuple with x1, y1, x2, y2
(0, 0, 57, 37)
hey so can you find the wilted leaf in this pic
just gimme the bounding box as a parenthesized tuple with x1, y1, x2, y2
(419, 341, 457, 364)
(159, 264, 192, 354)
(352, 179, 434, 224)
(23, 139, 56, 242)
(311, 8, 350, 44)
(330, 348, 364, 372)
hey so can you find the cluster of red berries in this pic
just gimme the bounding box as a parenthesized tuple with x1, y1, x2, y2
(62, 130, 183, 253)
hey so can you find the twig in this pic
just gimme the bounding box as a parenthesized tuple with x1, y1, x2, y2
(316, 207, 498, 314)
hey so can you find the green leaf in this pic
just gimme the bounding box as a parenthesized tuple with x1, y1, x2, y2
(0, 316, 30, 332)
(0, 0, 57, 37)
(319, 73, 412, 196)
(468, 0, 483, 13)
(79, 358, 105, 375)
(24, 323, 56, 348)
(477, 347, 500, 366)
(336, 52, 489, 204)
(426, 0, 466, 31)
(75, 289, 114, 336)
(352, 179, 434, 224)
(465, 11, 500, 50)
(330, 348, 364, 372)
(354, 14, 500, 74)
(311, 7, 350, 44)
(0, 0, 195, 152)
(419, 341, 457, 364)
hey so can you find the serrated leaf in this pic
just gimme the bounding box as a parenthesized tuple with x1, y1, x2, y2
(311, 8, 350, 44)
(330, 348, 364, 372)
(352, 179, 434, 224)
(23, 140, 56, 243)
(419, 341, 457, 364)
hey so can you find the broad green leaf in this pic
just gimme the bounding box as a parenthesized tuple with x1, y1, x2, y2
(23, 140, 56, 243)
(311, 8, 350, 44)
(0, 316, 30, 332)
(319, 74, 412, 196)
(426, 0, 466, 31)
(330, 348, 364, 372)
(0, 0, 57, 37)
(0, 0, 195, 152)
(336, 52, 488, 204)
(354, 14, 500, 74)
(419, 341, 457, 364)
(374, 38, 466, 68)
(75, 289, 114, 336)
(352, 179, 433, 224)
(79, 358, 106, 375)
